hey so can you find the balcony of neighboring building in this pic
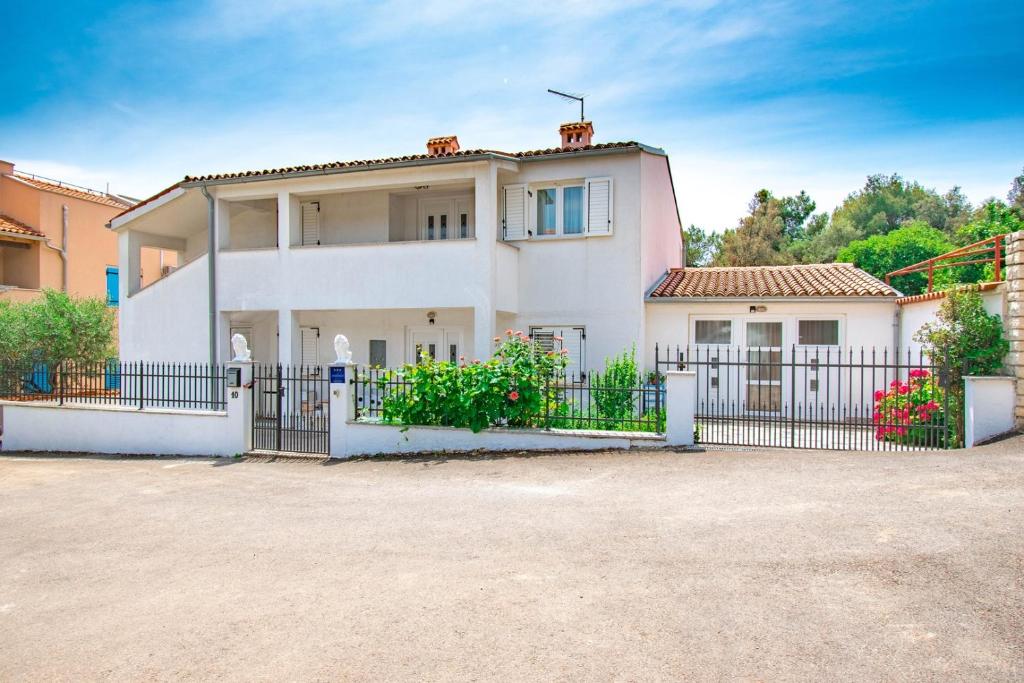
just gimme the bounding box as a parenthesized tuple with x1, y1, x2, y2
(0, 215, 44, 302)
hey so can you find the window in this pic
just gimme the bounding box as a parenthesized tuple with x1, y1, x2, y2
(529, 326, 586, 379)
(536, 188, 556, 235)
(300, 327, 319, 368)
(694, 320, 731, 345)
(369, 340, 386, 368)
(460, 212, 468, 239)
(798, 320, 839, 346)
(563, 186, 584, 234)
(105, 267, 119, 306)
(533, 184, 586, 237)
(300, 202, 320, 246)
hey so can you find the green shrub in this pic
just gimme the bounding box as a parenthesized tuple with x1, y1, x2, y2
(913, 287, 1009, 446)
(375, 330, 568, 433)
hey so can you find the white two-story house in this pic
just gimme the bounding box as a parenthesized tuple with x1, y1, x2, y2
(110, 122, 684, 375)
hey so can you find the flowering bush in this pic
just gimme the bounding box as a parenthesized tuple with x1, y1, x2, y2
(377, 330, 568, 433)
(873, 368, 945, 446)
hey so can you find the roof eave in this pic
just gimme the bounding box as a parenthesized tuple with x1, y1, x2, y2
(645, 295, 899, 303)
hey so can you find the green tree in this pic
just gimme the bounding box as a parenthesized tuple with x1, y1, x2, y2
(715, 193, 793, 266)
(913, 288, 1009, 447)
(836, 222, 953, 295)
(831, 173, 965, 237)
(798, 220, 863, 264)
(778, 190, 816, 240)
(684, 225, 722, 266)
(0, 290, 115, 368)
(1008, 167, 1024, 212)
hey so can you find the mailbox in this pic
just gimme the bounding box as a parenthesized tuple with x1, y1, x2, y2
(227, 367, 242, 388)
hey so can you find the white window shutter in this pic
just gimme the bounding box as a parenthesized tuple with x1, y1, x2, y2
(502, 184, 527, 240)
(530, 326, 586, 379)
(301, 201, 320, 245)
(300, 327, 319, 367)
(585, 177, 612, 235)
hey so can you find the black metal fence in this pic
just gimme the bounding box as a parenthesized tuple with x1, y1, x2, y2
(352, 365, 665, 433)
(0, 360, 226, 411)
(251, 364, 329, 454)
(655, 344, 950, 450)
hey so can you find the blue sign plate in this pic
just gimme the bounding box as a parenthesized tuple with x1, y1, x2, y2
(329, 366, 346, 384)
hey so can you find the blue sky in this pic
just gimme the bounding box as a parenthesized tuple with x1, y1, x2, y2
(2, 0, 1022, 229)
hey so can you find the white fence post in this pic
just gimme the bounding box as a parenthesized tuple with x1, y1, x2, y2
(665, 370, 696, 447)
(328, 361, 355, 458)
(963, 376, 1016, 447)
(225, 361, 253, 456)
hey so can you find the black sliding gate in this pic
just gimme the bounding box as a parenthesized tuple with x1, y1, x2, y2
(251, 364, 330, 455)
(656, 345, 951, 451)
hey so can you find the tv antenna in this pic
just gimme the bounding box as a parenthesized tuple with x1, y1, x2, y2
(547, 89, 586, 121)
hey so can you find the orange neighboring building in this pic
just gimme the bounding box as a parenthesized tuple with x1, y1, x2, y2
(0, 159, 175, 306)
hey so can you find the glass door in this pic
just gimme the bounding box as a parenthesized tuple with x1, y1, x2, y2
(421, 199, 450, 241)
(745, 321, 783, 412)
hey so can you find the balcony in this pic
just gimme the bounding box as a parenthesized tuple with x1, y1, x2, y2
(218, 237, 517, 312)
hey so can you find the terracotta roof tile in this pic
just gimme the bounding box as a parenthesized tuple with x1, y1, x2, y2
(117, 141, 652, 223)
(181, 142, 642, 183)
(894, 280, 1002, 305)
(0, 214, 45, 238)
(11, 173, 133, 209)
(649, 264, 898, 298)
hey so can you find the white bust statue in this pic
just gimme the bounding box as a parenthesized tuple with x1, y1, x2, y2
(231, 333, 251, 361)
(333, 334, 352, 364)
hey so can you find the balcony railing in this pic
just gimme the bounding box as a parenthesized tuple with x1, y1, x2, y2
(885, 234, 1005, 293)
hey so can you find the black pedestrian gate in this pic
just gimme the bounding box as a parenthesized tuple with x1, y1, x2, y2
(656, 344, 952, 451)
(251, 364, 330, 455)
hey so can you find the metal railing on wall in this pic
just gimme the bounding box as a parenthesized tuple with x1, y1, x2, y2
(0, 360, 227, 411)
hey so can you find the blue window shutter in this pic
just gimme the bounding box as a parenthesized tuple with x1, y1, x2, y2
(106, 267, 119, 306)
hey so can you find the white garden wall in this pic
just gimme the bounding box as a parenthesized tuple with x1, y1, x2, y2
(0, 403, 242, 456)
(344, 422, 662, 457)
(963, 376, 1016, 447)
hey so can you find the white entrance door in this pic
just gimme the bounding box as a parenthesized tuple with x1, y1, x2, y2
(408, 327, 463, 364)
(420, 199, 451, 241)
(745, 321, 783, 413)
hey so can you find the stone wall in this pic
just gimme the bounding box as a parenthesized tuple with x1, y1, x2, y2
(1005, 230, 1024, 427)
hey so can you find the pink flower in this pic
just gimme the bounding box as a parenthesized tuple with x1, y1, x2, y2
(553, 335, 564, 342)
(514, 330, 523, 336)
(909, 368, 930, 379)
(898, 384, 910, 395)
(493, 336, 500, 343)
(890, 379, 900, 388)
(505, 329, 514, 335)
(874, 390, 884, 401)
(508, 390, 520, 401)
(560, 348, 570, 355)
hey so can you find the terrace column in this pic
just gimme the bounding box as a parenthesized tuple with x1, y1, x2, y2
(277, 190, 295, 249)
(472, 162, 498, 361)
(278, 309, 296, 366)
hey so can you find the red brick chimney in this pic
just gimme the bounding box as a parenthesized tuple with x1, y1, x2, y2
(559, 121, 594, 149)
(426, 136, 460, 156)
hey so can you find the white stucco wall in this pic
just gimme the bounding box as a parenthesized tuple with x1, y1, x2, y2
(898, 285, 1006, 355)
(645, 298, 899, 365)
(963, 376, 1016, 447)
(0, 403, 241, 456)
(499, 152, 646, 372)
(120, 254, 210, 361)
(343, 422, 661, 457)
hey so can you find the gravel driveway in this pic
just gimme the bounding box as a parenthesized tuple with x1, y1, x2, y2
(2, 437, 1023, 681)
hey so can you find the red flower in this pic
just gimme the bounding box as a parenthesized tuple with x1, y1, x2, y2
(898, 384, 910, 395)
(508, 390, 519, 401)
(909, 368, 930, 379)
(874, 390, 884, 401)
